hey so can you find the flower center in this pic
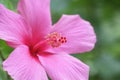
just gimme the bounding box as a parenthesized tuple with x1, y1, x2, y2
(46, 32, 67, 48)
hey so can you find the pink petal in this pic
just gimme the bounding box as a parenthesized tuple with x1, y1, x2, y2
(47, 15, 96, 54)
(0, 4, 30, 48)
(3, 45, 48, 80)
(18, 0, 51, 43)
(38, 54, 89, 80)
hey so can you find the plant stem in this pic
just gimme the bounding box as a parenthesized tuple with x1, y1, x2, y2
(0, 50, 5, 61)
(0, 50, 12, 80)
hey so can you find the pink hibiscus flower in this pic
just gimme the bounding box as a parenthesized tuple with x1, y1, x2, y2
(0, 0, 96, 80)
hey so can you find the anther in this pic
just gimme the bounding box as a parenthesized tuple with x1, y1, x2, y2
(46, 32, 67, 48)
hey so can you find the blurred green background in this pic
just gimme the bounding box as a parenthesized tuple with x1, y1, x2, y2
(0, 0, 120, 80)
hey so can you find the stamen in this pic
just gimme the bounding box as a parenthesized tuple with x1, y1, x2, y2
(46, 32, 67, 48)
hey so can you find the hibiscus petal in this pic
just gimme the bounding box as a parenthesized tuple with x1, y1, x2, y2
(0, 4, 30, 48)
(49, 15, 96, 54)
(18, 0, 51, 43)
(38, 54, 89, 80)
(3, 45, 48, 80)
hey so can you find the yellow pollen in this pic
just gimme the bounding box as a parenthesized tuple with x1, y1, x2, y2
(46, 32, 67, 48)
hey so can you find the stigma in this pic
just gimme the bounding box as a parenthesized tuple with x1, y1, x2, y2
(46, 32, 67, 48)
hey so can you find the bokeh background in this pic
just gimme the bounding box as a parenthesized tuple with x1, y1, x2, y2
(0, 0, 120, 80)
